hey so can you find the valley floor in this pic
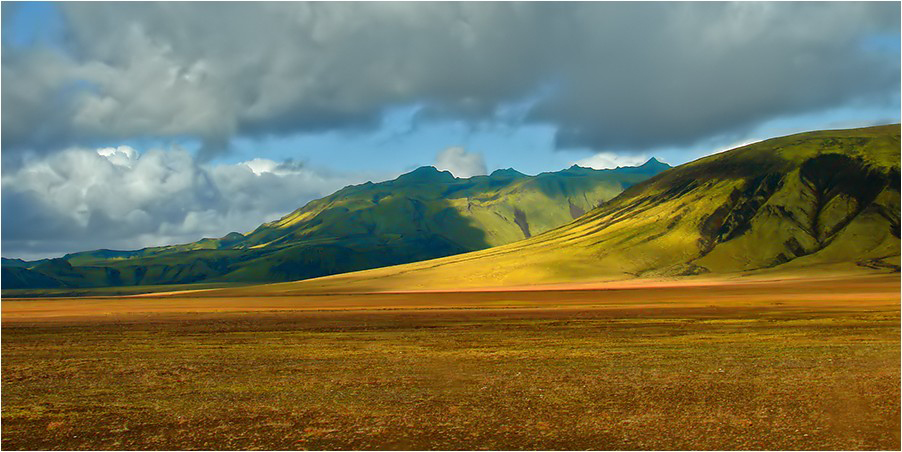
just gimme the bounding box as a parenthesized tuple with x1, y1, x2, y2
(2, 274, 899, 450)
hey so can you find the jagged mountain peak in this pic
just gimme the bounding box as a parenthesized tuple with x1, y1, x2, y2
(641, 157, 668, 168)
(490, 168, 526, 178)
(394, 166, 456, 183)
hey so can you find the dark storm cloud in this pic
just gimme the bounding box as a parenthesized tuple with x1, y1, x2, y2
(531, 2, 901, 151)
(2, 2, 899, 157)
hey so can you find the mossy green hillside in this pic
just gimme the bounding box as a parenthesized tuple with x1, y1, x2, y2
(268, 124, 900, 292)
(3, 160, 668, 290)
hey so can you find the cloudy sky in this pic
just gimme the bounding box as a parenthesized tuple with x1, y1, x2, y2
(2, 2, 899, 260)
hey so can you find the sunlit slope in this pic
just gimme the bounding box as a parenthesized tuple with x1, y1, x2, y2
(2, 160, 668, 289)
(237, 161, 669, 251)
(254, 124, 900, 293)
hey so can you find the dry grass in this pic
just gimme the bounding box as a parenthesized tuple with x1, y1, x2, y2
(2, 275, 899, 450)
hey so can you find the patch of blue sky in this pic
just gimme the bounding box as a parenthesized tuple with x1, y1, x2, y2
(227, 108, 582, 177)
(859, 32, 901, 55)
(3, 2, 67, 51)
(224, 86, 578, 178)
(663, 103, 902, 165)
(225, 96, 900, 182)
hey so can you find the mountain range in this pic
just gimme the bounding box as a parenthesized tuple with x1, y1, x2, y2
(2, 158, 670, 290)
(225, 124, 901, 294)
(5, 125, 899, 295)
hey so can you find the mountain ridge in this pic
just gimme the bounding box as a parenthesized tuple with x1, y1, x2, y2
(3, 159, 670, 290)
(246, 124, 900, 294)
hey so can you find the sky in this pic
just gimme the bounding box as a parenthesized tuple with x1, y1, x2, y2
(2, 1, 900, 260)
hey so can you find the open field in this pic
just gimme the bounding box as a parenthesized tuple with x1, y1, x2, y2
(2, 274, 900, 450)
(1, 282, 245, 300)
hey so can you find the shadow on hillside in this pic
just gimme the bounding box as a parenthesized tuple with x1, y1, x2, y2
(2, 197, 491, 293)
(260, 196, 490, 283)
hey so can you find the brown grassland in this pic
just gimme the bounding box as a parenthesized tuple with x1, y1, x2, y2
(2, 273, 900, 450)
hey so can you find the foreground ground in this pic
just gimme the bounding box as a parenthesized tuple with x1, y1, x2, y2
(2, 274, 899, 450)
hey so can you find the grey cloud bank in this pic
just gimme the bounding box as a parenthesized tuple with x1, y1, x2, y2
(3, 2, 898, 157)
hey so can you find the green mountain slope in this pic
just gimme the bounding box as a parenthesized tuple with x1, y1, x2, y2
(3, 160, 669, 290)
(2, 266, 66, 289)
(264, 124, 900, 293)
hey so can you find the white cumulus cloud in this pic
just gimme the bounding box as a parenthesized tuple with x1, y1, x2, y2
(574, 152, 650, 170)
(1, 146, 378, 259)
(435, 147, 488, 179)
(97, 145, 140, 167)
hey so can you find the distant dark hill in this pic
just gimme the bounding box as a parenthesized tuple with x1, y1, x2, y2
(267, 124, 900, 292)
(2, 266, 66, 289)
(3, 160, 668, 290)
(1, 257, 50, 268)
